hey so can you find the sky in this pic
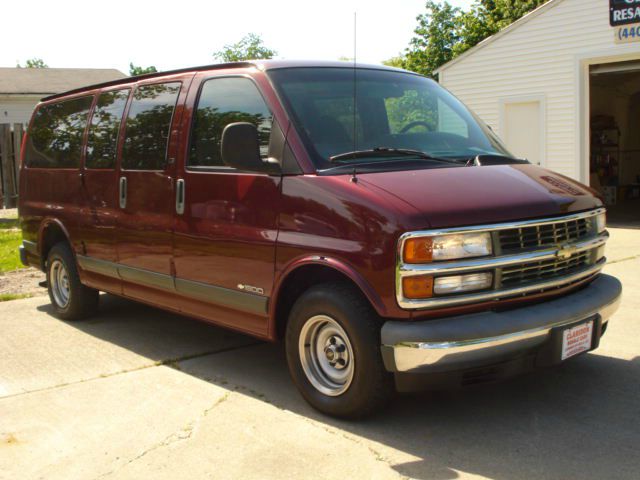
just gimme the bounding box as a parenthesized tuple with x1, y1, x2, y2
(1, 0, 474, 74)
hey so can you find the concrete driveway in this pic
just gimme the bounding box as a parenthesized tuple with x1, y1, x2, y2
(1, 229, 639, 480)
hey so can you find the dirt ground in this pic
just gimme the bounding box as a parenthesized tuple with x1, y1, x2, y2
(0, 267, 46, 297)
(0, 208, 18, 219)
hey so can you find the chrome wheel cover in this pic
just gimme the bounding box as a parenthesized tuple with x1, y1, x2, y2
(299, 315, 355, 396)
(50, 259, 70, 308)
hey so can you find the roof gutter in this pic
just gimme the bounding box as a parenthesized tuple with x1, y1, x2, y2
(41, 61, 257, 102)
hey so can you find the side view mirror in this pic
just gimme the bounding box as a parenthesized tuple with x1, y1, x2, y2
(220, 122, 279, 174)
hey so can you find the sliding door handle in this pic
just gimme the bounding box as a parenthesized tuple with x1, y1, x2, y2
(119, 176, 127, 209)
(176, 179, 185, 215)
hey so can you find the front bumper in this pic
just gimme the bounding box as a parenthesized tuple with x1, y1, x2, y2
(381, 274, 622, 375)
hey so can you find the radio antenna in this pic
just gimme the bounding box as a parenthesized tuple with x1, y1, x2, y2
(352, 11, 358, 171)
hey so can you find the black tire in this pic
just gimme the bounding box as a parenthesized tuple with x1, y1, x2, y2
(285, 282, 394, 418)
(46, 242, 99, 321)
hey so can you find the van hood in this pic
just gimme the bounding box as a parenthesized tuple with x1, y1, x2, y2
(358, 164, 602, 229)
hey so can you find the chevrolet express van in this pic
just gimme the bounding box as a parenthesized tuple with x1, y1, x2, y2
(19, 61, 622, 418)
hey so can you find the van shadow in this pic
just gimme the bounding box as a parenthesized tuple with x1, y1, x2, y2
(39, 294, 640, 480)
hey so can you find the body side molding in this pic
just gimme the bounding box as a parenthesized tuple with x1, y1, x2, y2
(76, 255, 268, 316)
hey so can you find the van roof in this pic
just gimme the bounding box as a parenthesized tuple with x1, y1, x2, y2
(41, 60, 408, 102)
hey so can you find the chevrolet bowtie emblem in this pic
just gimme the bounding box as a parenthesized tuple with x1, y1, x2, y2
(556, 244, 577, 260)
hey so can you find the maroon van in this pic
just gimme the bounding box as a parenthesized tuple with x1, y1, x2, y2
(18, 61, 622, 418)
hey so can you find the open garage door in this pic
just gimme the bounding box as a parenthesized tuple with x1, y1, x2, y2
(590, 60, 640, 227)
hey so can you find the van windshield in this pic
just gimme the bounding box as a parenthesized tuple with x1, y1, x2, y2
(268, 67, 513, 170)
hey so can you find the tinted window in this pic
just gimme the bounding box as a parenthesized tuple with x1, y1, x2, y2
(189, 77, 272, 168)
(269, 68, 513, 168)
(26, 96, 93, 168)
(86, 89, 130, 169)
(312, 96, 363, 147)
(121, 83, 180, 170)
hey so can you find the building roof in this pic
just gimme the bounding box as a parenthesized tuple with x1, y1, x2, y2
(0, 67, 127, 95)
(435, 0, 565, 74)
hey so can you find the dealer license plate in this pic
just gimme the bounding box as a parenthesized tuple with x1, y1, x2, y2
(561, 321, 594, 361)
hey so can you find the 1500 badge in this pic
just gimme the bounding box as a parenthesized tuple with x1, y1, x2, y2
(238, 284, 265, 295)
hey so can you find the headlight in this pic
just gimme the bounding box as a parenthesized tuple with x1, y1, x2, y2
(595, 212, 606, 234)
(403, 232, 492, 263)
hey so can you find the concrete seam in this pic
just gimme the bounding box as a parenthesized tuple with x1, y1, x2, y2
(0, 342, 261, 402)
(93, 392, 233, 479)
(607, 255, 640, 265)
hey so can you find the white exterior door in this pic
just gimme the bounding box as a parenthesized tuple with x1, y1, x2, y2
(501, 99, 544, 166)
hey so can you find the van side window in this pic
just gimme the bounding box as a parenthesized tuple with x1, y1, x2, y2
(121, 83, 181, 170)
(189, 77, 272, 168)
(25, 96, 93, 168)
(86, 89, 130, 169)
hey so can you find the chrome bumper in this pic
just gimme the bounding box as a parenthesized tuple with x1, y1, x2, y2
(381, 274, 622, 373)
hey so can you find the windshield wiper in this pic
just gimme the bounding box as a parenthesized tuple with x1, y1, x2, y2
(465, 154, 530, 166)
(329, 147, 463, 165)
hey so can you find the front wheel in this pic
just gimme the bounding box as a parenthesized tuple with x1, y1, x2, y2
(285, 282, 393, 418)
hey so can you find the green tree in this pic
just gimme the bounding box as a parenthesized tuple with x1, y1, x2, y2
(403, 0, 550, 78)
(129, 63, 158, 76)
(17, 58, 48, 68)
(403, 1, 461, 79)
(213, 33, 277, 62)
(382, 56, 405, 68)
(456, 0, 549, 55)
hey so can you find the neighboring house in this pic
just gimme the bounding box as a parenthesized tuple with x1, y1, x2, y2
(0, 67, 127, 125)
(436, 0, 640, 215)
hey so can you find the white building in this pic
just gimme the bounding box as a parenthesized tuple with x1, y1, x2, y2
(437, 0, 640, 220)
(0, 68, 126, 125)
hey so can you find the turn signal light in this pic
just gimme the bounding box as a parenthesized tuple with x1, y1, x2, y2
(402, 275, 434, 299)
(403, 238, 433, 263)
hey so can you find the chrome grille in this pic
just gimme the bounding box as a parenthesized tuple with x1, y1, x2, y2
(501, 251, 591, 288)
(397, 208, 607, 310)
(498, 218, 592, 253)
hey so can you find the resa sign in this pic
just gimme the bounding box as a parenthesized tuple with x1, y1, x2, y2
(610, 0, 640, 26)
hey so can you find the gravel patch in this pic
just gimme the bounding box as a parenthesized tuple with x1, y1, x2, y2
(0, 268, 46, 298)
(0, 208, 18, 220)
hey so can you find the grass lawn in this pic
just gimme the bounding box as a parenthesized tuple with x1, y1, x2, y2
(0, 293, 30, 302)
(0, 220, 22, 274)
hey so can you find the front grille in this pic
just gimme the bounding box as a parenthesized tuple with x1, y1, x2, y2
(498, 218, 592, 254)
(397, 209, 606, 309)
(500, 251, 591, 288)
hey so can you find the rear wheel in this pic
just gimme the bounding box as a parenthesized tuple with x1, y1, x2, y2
(47, 242, 99, 320)
(285, 282, 393, 418)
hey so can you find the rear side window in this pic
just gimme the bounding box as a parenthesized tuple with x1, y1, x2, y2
(121, 83, 181, 170)
(189, 77, 272, 168)
(26, 96, 93, 168)
(86, 89, 130, 169)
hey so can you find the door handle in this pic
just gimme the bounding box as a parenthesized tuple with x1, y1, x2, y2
(119, 176, 127, 209)
(176, 179, 185, 215)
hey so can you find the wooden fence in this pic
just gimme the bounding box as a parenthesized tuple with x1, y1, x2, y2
(0, 123, 24, 209)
